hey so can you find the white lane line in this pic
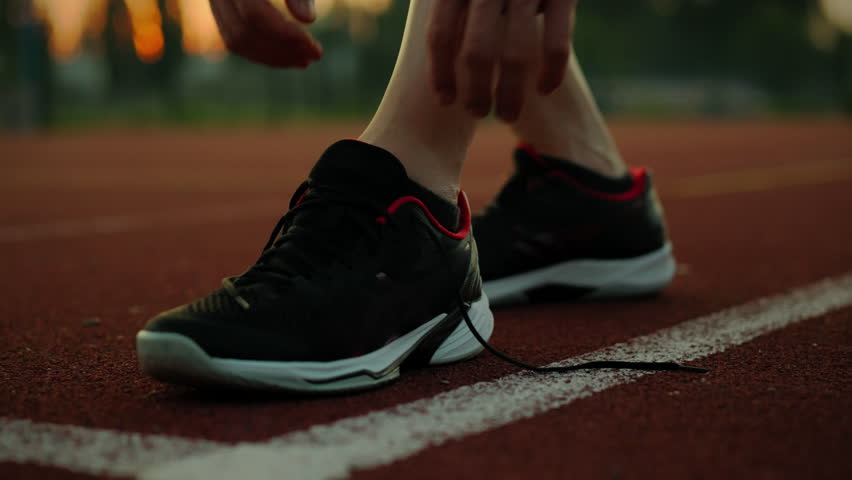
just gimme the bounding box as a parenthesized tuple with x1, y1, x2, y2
(0, 203, 283, 242)
(0, 418, 225, 476)
(2, 274, 852, 479)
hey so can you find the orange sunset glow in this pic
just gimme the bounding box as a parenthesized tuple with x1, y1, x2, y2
(32, 0, 394, 62)
(125, 0, 164, 62)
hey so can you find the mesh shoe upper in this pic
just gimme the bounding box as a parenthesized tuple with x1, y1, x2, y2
(143, 141, 482, 362)
(473, 146, 669, 281)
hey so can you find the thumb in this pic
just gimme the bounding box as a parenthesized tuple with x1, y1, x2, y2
(285, 0, 317, 23)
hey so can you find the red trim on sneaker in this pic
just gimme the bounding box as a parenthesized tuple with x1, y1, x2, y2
(517, 142, 646, 202)
(517, 142, 550, 168)
(295, 188, 310, 206)
(386, 192, 471, 240)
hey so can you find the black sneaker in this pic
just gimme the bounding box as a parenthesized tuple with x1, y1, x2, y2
(136, 140, 493, 392)
(473, 143, 675, 305)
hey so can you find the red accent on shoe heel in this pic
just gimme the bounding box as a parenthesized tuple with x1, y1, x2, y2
(386, 192, 471, 240)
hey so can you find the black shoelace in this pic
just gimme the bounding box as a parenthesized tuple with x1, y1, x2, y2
(223, 183, 390, 308)
(456, 295, 708, 374)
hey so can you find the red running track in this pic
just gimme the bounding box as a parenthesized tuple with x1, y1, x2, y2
(1, 121, 851, 479)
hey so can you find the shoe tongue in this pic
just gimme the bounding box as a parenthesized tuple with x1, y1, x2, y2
(309, 140, 409, 202)
(308, 139, 461, 229)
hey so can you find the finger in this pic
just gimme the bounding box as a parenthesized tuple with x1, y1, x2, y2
(209, 0, 247, 50)
(238, 35, 318, 68)
(459, 0, 504, 117)
(538, 0, 576, 94)
(427, 0, 468, 104)
(237, 0, 322, 59)
(285, 0, 317, 23)
(210, 0, 321, 67)
(496, 0, 538, 122)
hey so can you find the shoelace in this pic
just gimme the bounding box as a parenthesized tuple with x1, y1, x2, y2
(456, 296, 708, 373)
(223, 183, 390, 308)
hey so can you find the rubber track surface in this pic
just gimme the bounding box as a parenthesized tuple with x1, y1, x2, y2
(1, 121, 850, 479)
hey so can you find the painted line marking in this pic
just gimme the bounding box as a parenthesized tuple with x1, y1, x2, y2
(1, 166, 296, 193)
(0, 203, 283, 243)
(0, 419, 225, 477)
(664, 157, 852, 198)
(3, 273, 852, 479)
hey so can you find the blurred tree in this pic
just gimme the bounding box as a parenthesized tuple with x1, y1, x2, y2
(11, 0, 54, 128)
(1, 3, 12, 82)
(576, 0, 842, 114)
(834, 35, 852, 114)
(102, 0, 185, 120)
(150, 0, 186, 119)
(353, 0, 406, 111)
(1, 2, 15, 121)
(104, 0, 133, 99)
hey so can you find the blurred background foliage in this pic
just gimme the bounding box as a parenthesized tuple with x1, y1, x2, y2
(2, 0, 851, 130)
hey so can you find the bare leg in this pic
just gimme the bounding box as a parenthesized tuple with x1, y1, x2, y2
(512, 54, 627, 178)
(358, 0, 477, 202)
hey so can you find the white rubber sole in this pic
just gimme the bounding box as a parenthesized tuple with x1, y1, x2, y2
(136, 294, 494, 393)
(483, 243, 675, 305)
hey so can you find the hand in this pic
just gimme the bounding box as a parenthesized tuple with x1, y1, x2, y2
(428, 0, 578, 122)
(209, 0, 323, 68)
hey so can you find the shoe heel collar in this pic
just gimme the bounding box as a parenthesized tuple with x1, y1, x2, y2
(518, 142, 648, 202)
(386, 192, 471, 240)
(546, 168, 647, 202)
